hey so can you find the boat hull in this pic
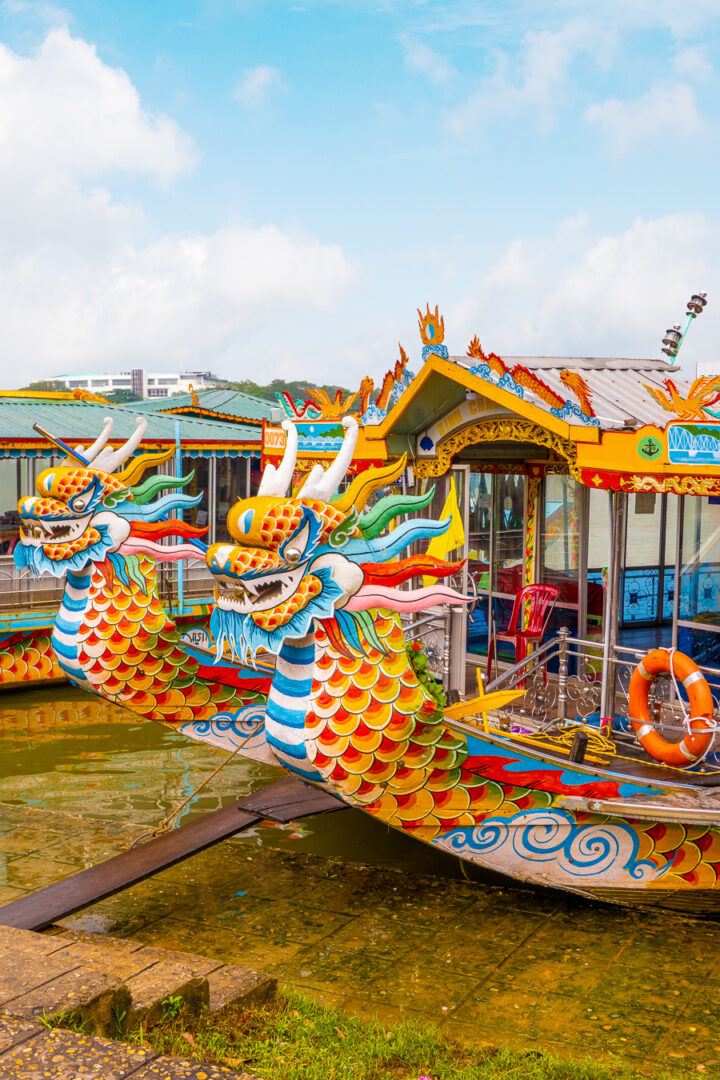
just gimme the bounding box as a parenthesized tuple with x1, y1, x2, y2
(431, 803, 720, 914)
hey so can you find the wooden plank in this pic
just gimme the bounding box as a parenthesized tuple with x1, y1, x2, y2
(0, 777, 344, 932)
(237, 774, 342, 822)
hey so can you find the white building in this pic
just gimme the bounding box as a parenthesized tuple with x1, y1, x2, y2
(51, 369, 222, 400)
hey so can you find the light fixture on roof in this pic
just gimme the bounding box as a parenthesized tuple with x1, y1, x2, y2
(687, 292, 708, 316)
(659, 291, 709, 362)
(661, 324, 682, 358)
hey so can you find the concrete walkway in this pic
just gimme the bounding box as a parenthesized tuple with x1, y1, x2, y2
(0, 918, 272, 1078)
(0, 1012, 258, 1078)
(1, 800, 719, 1076)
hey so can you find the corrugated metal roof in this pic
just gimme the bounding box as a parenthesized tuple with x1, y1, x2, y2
(452, 355, 687, 431)
(129, 389, 272, 422)
(0, 398, 261, 443)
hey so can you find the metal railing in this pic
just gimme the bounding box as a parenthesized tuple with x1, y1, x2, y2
(0, 555, 216, 617)
(485, 629, 720, 742)
(401, 610, 449, 686)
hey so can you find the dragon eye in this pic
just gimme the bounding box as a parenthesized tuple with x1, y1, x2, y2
(73, 498, 87, 511)
(285, 547, 302, 564)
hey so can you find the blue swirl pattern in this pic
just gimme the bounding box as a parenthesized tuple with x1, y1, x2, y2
(180, 704, 269, 755)
(435, 808, 665, 883)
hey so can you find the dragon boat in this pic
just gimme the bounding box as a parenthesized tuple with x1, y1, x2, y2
(13, 398, 720, 916)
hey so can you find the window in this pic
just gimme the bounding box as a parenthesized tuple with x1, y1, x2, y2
(68, 380, 88, 388)
(181, 456, 210, 530)
(158, 378, 176, 386)
(216, 458, 249, 543)
(679, 497, 720, 626)
(540, 475, 581, 585)
(91, 380, 107, 387)
(0, 458, 20, 554)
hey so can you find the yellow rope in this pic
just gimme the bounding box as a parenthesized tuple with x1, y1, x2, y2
(130, 721, 263, 847)
(483, 722, 616, 764)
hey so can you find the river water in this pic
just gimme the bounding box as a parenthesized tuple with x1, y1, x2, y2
(0, 686, 472, 875)
(1, 686, 720, 1075)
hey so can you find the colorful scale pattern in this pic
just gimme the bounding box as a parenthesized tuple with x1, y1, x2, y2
(75, 556, 253, 722)
(253, 576, 322, 631)
(306, 612, 551, 842)
(616, 819, 720, 891)
(0, 633, 62, 685)
(46, 527, 102, 562)
(20, 497, 75, 520)
(299, 499, 357, 539)
(38, 467, 128, 500)
(302, 612, 720, 897)
(212, 547, 285, 576)
(229, 497, 359, 550)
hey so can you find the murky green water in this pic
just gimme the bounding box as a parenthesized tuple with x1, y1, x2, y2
(0, 686, 470, 876)
(2, 687, 720, 1073)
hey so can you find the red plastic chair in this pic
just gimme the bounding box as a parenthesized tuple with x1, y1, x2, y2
(486, 584, 559, 684)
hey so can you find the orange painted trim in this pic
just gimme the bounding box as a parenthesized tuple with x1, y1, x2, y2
(0, 439, 260, 452)
(578, 423, 720, 481)
(367, 355, 600, 444)
(0, 390, 79, 400)
(160, 405, 266, 426)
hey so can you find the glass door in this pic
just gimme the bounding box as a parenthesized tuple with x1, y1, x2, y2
(618, 493, 675, 648)
(677, 495, 720, 671)
(538, 473, 582, 640)
(467, 471, 526, 664)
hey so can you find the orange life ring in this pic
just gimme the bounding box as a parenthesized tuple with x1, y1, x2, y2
(628, 649, 715, 767)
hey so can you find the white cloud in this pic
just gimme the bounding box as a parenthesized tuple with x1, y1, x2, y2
(0, 27, 197, 187)
(448, 20, 608, 137)
(673, 45, 713, 81)
(401, 36, 456, 84)
(0, 28, 353, 381)
(448, 213, 720, 375)
(232, 64, 283, 108)
(415, 0, 720, 40)
(0, 226, 353, 374)
(585, 83, 703, 155)
(1, 0, 69, 26)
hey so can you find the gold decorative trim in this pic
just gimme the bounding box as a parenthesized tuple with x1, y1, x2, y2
(525, 473, 542, 588)
(633, 474, 720, 496)
(415, 418, 580, 479)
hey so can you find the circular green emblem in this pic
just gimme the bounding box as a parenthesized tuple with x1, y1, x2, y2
(638, 436, 663, 460)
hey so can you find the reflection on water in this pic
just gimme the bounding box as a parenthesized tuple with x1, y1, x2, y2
(0, 687, 473, 878)
(4, 689, 720, 1071)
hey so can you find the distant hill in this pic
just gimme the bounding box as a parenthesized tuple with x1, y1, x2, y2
(218, 378, 352, 403)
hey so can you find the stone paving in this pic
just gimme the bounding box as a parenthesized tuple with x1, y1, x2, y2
(0, 1013, 258, 1078)
(1, 800, 720, 1076)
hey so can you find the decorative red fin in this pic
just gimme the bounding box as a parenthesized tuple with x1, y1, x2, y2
(360, 555, 465, 587)
(322, 617, 357, 659)
(129, 519, 209, 541)
(195, 665, 272, 694)
(95, 559, 115, 587)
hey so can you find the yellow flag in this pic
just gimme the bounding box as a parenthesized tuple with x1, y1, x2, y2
(423, 476, 465, 586)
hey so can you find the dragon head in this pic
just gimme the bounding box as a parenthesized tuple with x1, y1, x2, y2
(207, 418, 468, 661)
(16, 416, 207, 579)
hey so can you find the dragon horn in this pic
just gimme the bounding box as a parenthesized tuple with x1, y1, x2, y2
(94, 417, 148, 474)
(258, 419, 298, 497)
(298, 417, 358, 502)
(80, 416, 115, 463)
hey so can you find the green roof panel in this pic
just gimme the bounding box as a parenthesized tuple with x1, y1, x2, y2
(129, 388, 273, 422)
(0, 398, 261, 444)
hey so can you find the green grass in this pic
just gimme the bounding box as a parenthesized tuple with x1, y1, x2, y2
(119, 988, 671, 1080)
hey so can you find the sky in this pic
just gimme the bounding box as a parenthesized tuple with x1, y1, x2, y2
(0, 0, 719, 388)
